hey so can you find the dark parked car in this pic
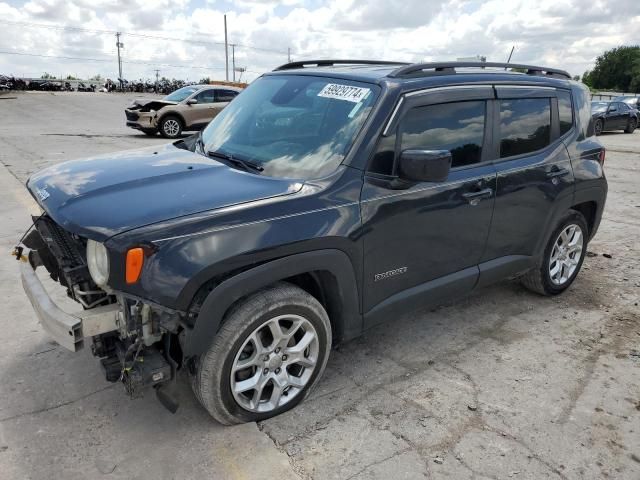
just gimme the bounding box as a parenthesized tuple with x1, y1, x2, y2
(591, 100, 638, 135)
(613, 95, 640, 111)
(18, 60, 607, 424)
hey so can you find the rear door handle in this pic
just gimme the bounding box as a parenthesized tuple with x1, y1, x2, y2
(546, 168, 570, 179)
(462, 188, 493, 205)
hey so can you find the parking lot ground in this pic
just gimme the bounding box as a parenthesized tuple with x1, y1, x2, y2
(0, 91, 639, 480)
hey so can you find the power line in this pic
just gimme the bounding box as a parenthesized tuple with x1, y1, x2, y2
(0, 19, 290, 56)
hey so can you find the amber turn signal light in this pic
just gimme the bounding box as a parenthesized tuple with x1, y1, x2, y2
(125, 248, 144, 284)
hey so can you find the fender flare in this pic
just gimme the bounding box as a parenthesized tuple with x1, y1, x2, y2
(183, 249, 362, 357)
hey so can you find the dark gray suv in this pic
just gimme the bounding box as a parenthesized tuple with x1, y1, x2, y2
(19, 60, 607, 424)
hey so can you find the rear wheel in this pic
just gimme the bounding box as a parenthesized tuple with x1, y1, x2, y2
(594, 119, 603, 136)
(521, 210, 588, 296)
(159, 115, 183, 139)
(191, 282, 332, 425)
(624, 117, 637, 133)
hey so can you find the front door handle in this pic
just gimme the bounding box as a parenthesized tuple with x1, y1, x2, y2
(462, 188, 493, 205)
(546, 168, 570, 179)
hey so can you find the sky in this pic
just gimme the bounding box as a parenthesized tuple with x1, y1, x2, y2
(0, 0, 638, 83)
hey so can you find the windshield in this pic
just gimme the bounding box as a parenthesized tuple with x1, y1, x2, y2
(591, 102, 608, 112)
(200, 75, 380, 179)
(164, 86, 199, 103)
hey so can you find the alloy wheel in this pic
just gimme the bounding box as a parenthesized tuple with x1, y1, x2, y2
(163, 119, 180, 136)
(549, 224, 584, 286)
(230, 314, 320, 413)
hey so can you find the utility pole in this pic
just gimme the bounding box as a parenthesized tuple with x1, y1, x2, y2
(115, 32, 123, 89)
(288, 47, 291, 63)
(224, 15, 229, 81)
(154, 69, 160, 93)
(231, 44, 236, 82)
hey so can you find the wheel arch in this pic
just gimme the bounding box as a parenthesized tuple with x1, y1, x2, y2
(570, 201, 597, 236)
(182, 249, 362, 357)
(572, 185, 606, 241)
(158, 110, 186, 129)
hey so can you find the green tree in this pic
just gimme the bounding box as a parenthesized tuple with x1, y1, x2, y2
(199, 77, 211, 84)
(587, 45, 640, 92)
(89, 74, 103, 81)
(41, 72, 56, 79)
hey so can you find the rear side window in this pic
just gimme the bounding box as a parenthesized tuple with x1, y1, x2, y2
(215, 90, 238, 102)
(499, 99, 551, 158)
(195, 89, 215, 104)
(557, 90, 573, 135)
(618, 102, 629, 112)
(399, 101, 486, 168)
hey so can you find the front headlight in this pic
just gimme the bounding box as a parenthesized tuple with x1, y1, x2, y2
(86, 239, 110, 287)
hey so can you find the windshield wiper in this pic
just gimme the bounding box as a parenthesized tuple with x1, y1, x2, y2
(206, 150, 264, 173)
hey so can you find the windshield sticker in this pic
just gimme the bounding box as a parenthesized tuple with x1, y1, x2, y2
(318, 84, 371, 103)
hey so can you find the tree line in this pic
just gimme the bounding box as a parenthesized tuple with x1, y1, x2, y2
(582, 45, 640, 93)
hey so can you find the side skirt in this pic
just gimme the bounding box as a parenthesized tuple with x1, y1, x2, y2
(362, 255, 534, 331)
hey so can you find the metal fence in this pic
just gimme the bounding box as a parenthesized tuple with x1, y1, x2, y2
(592, 91, 640, 101)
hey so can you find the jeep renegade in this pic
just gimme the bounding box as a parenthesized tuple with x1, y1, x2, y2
(17, 60, 607, 424)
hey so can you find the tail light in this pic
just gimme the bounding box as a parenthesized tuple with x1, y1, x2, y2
(597, 149, 606, 166)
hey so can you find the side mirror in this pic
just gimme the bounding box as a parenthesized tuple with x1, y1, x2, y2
(187, 98, 198, 105)
(398, 149, 451, 183)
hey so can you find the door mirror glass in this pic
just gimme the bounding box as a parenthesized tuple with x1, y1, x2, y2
(398, 149, 451, 182)
(187, 98, 198, 105)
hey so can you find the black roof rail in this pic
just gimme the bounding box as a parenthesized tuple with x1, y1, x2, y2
(388, 62, 571, 80)
(274, 59, 410, 71)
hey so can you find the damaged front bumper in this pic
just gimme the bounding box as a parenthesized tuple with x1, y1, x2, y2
(125, 109, 158, 131)
(20, 261, 120, 352)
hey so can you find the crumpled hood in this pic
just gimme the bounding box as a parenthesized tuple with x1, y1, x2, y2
(26, 143, 301, 241)
(127, 98, 177, 111)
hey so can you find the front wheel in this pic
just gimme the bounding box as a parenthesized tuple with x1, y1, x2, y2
(159, 115, 183, 139)
(624, 117, 637, 133)
(521, 210, 588, 296)
(191, 282, 332, 424)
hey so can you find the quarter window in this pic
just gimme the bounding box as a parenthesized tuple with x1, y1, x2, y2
(499, 98, 551, 158)
(399, 101, 486, 168)
(557, 90, 573, 135)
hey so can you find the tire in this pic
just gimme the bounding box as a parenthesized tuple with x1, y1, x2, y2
(521, 210, 588, 296)
(594, 119, 603, 136)
(141, 129, 157, 136)
(624, 117, 637, 133)
(159, 115, 183, 139)
(191, 282, 332, 425)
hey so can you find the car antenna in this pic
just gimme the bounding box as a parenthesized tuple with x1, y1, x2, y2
(505, 45, 515, 70)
